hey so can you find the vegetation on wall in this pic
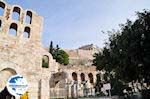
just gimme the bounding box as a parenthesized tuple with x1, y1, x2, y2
(42, 58, 49, 68)
(49, 41, 69, 65)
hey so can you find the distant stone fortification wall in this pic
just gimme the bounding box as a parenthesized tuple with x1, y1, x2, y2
(65, 47, 100, 66)
(65, 49, 94, 60)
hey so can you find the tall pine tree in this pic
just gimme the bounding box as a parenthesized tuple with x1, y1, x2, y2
(49, 41, 53, 54)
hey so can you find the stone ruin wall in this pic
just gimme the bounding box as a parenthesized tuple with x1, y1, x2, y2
(60, 65, 97, 83)
(65, 45, 100, 66)
(0, 1, 98, 98)
(0, 1, 59, 98)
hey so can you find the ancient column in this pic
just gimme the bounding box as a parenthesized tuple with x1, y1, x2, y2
(40, 79, 50, 99)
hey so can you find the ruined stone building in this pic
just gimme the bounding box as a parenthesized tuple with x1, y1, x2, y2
(0, 1, 98, 99)
(65, 44, 101, 66)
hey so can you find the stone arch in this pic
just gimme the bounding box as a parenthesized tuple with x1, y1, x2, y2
(96, 73, 101, 82)
(12, 6, 21, 21)
(9, 23, 18, 36)
(25, 10, 32, 24)
(0, 62, 21, 98)
(88, 73, 94, 83)
(72, 72, 77, 81)
(80, 73, 85, 82)
(42, 55, 49, 68)
(55, 72, 67, 88)
(0, 1, 5, 16)
(0, 68, 17, 92)
(49, 71, 68, 88)
(23, 26, 30, 38)
(1, 68, 17, 74)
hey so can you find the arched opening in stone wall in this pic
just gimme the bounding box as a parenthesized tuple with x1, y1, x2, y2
(80, 73, 85, 82)
(72, 72, 77, 81)
(9, 23, 17, 36)
(50, 72, 68, 89)
(54, 72, 67, 88)
(0, 1, 5, 16)
(96, 74, 101, 82)
(49, 72, 68, 98)
(88, 73, 94, 84)
(42, 55, 49, 68)
(0, 68, 17, 99)
(23, 26, 30, 38)
(25, 11, 32, 24)
(12, 6, 21, 21)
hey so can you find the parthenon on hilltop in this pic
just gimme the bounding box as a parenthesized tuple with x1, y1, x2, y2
(0, 1, 99, 99)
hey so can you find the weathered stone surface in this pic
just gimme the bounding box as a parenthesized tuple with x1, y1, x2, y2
(0, 1, 98, 99)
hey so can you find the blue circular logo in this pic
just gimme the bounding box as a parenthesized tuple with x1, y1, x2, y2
(6, 75, 28, 97)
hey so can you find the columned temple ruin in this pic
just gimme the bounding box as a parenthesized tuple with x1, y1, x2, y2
(0, 1, 98, 99)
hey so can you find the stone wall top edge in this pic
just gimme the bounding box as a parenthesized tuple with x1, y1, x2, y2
(0, 0, 40, 16)
(60, 65, 97, 71)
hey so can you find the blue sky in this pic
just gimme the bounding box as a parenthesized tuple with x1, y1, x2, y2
(6, 0, 150, 49)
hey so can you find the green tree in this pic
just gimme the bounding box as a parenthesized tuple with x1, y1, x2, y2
(49, 41, 54, 54)
(56, 44, 60, 51)
(93, 10, 150, 89)
(49, 42, 69, 65)
(53, 49, 69, 65)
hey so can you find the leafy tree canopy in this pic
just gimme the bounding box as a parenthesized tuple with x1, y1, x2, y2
(49, 41, 69, 65)
(93, 10, 150, 84)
